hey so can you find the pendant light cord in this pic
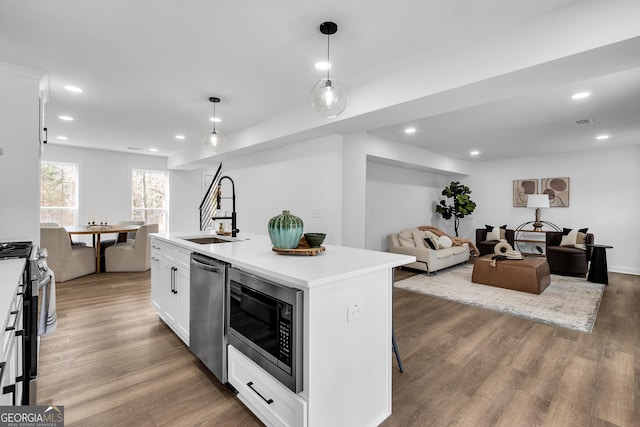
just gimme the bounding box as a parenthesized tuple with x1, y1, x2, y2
(326, 32, 331, 80)
(212, 101, 217, 132)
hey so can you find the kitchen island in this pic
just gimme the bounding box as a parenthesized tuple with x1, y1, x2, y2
(150, 231, 414, 427)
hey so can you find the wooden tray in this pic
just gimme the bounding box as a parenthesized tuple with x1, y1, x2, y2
(272, 246, 325, 256)
(272, 237, 325, 256)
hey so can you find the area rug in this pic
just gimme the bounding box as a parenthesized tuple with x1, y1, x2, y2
(395, 264, 604, 334)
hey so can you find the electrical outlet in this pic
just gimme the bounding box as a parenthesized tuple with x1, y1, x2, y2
(347, 303, 362, 322)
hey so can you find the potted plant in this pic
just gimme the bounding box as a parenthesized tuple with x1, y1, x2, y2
(435, 181, 476, 237)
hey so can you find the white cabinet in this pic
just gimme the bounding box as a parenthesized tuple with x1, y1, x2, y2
(228, 345, 307, 427)
(162, 262, 190, 341)
(0, 260, 26, 406)
(150, 242, 163, 313)
(150, 238, 190, 345)
(228, 269, 392, 427)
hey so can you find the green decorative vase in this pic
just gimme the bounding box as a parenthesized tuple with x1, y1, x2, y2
(268, 210, 304, 249)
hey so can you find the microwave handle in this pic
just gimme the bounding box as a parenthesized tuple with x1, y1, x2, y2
(191, 259, 223, 273)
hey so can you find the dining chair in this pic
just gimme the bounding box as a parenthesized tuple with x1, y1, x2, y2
(99, 220, 145, 270)
(39, 227, 96, 282)
(104, 224, 159, 272)
(41, 222, 87, 247)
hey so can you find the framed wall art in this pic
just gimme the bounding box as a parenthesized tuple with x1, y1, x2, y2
(513, 179, 538, 207)
(541, 177, 570, 207)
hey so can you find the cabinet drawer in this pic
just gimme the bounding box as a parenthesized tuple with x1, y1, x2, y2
(177, 248, 191, 269)
(151, 238, 162, 256)
(162, 242, 179, 261)
(228, 345, 307, 427)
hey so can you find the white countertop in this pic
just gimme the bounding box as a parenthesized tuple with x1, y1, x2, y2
(0, 258, 26, 330)
(152, 231, 415, 288)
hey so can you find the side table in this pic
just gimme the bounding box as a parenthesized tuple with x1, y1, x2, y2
(514, 221, 560, 256)
(586, 244, 613, 285)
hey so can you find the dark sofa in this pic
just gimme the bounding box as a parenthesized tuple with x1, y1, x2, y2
(475, 228, 515, 257)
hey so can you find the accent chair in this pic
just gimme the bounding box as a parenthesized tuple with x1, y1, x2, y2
(545, 231, 594, 277)
(40, 226, 96, 282)
(104, 224, 159, 272)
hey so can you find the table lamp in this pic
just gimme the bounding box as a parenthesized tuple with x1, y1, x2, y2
(527, 194, 550, 231)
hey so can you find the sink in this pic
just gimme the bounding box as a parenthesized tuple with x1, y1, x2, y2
(181, 237, 234, 245)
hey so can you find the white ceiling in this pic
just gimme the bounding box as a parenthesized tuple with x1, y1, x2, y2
(1, 0, 639, 167)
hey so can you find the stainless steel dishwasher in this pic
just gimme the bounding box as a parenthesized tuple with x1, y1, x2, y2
(190, 253, 228, 383)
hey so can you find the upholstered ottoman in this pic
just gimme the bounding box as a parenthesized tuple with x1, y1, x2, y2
(471, 255, 551, 294)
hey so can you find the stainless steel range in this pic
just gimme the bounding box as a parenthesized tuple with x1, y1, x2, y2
(0, 241, 50, 405)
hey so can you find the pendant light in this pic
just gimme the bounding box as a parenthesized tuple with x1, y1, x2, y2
(202, 97, 226, 152)
(311, 21, 347, 118)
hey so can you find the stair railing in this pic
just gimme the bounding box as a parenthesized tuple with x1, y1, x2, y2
(199, 163, 223, 231)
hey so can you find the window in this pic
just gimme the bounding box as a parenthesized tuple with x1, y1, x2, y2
(40, 162, 79, 226)
(132, 169, 169, 231)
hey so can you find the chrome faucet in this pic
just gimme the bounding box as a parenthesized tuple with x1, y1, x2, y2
(212, 176, 239, 237)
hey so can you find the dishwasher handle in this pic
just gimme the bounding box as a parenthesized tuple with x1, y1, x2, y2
(191, 258, 224, 273)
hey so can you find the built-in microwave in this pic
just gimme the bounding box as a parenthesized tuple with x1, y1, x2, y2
(226, 267, 303, 393)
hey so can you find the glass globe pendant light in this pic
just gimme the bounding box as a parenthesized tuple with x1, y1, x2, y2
(202, 97, 226, 152)
(311, 21, 347, 118)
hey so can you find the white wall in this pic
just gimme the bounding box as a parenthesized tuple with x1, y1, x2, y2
(469, 146, 640, 275)
(192, 136, 344, 245)
(343, 132, 471, 248)
(40, 145, 201, 235)
(187, 132, 470, 250)
(365, 161, 452, 251)
(0, 65, 43, 243)
(169, 169, 202, 232)
(37, 131, 640, 276)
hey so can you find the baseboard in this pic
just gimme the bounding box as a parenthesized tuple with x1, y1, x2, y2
(608, 265, 640, 276)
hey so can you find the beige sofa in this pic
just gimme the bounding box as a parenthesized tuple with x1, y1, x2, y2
(388, 228, 470, 273)
(40, 227, 96, 282)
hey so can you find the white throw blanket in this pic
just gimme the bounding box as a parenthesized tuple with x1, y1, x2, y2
(38, 264, 57, 336)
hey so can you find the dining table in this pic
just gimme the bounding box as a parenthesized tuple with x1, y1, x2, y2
(66, 224, 141, 273)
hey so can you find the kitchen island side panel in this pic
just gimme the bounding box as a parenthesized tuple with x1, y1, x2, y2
(304, 269, 392, 427)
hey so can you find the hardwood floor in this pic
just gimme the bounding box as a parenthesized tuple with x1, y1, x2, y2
(38, 269, 639, 426)
(37, 272, 262, 427)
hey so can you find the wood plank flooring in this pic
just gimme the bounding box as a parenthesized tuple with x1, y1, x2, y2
(37, 269, 639, 426)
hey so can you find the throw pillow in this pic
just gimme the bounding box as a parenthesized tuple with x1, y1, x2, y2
(422, 230, 440, 241)
(424, 237, 438, 250)
(560, 228, 577, 246)
(484, 224, 506, 241)
(438, 235, 453, 249)
(412, 230, 429, 249)
(560, 227, 588, 247)
(576, 228, 588, 245)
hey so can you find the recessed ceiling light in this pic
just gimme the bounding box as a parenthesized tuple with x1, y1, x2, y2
(64, 85, 83, 93)
(571, 92, 591, 100)
(315, 61, 331, 70)
(56, 136, 68, 140)
(175, 135, 185, 140)
(404, 127, 416, 134)
(595, 134, 610, 140)
(209, 117, 221, 123)
(58, 115, 74, 121)
(149, 148, 159, 152)
(470, 150, 480, 156)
